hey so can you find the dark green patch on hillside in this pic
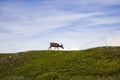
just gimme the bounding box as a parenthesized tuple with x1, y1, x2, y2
(0, 46, 120, 80)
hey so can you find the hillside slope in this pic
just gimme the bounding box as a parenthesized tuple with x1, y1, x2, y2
(0, 46, 120, 80)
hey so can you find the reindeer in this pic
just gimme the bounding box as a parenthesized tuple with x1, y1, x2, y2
(48, 42, 64, 50)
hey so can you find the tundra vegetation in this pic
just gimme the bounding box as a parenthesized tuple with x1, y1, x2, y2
(0, 46, 120, 80)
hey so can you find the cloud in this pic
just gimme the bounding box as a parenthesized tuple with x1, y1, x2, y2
(0, 0, 120, 53)
(74, 0, 120, 5)
(0, 0, 103, 36)
(107, 31, 120, 46)
(81, 17, 120, 27)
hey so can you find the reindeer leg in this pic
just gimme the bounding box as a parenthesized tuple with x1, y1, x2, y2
(48, 46, 51, 50)
(54, 47, 56, 50)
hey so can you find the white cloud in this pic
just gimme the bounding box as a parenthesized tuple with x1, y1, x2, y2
(0, 3, 103, 35)
(75, 0, 120, 5)
(107, 31, 120, 46)
(0, 0, 120, 53)
(90, 17, 120, 25)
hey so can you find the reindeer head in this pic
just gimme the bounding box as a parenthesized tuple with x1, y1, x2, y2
(60, 43, 64, 49)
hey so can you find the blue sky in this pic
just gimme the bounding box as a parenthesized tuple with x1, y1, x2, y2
(0, 0, 120, 53)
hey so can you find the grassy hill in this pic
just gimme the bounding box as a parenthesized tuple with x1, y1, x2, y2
(0, 46, 120, 80)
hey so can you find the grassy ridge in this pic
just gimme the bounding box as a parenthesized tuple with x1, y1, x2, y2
(0, 46, 120, 80)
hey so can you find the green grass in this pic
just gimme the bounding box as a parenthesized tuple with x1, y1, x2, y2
(0, 46, 120, 80)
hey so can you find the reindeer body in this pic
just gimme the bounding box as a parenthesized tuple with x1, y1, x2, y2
(48, 42, 64, 50)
